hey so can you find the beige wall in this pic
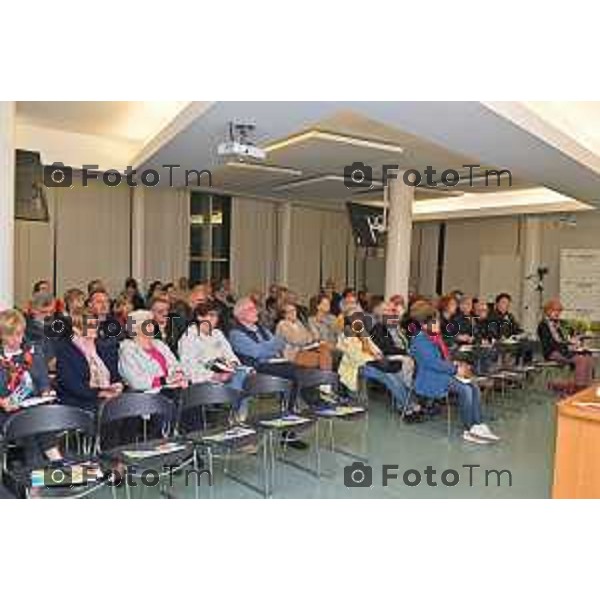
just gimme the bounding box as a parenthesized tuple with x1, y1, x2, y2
(14, 218, 53, 307)
(14, 179, 131, 305)
(287, 204, 356, 303)
(231, 197, 278, 296)
(443, 216, 521, 297)
(13, 180, 187, 306)
(143, 187, 189, 284)
(54, 179, 130, 296)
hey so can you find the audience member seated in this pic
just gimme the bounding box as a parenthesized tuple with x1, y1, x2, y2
(308, 293, 341, 346)
(145, 280, 163, 306)
(489, 292, 533, 364)
(282, 290, 309, 325)
(87, 278, 106, 296)
(358, 290, 371, 313)
(537, 299, 594, 389)
(438, 294, 473, 350)
(177, 276, 189, 296)
(123, 277, 146, 310)
(409, 301, 500, 444)
(336, 311, 383, 396)
(179, 301, 253, 422)
(370, 300, 414, 381)
(276, 302, 332, 369)
(30, 279, 65, 314)
(209, 283, 233, 334)
(260, 285, 283, 331)
(388, 294, 405, 316)
(162, 282, 178, 305)
(113, 294, 133, 333)
(230, 298, 291, 374)
(25, 291, 60, 368)
(229, 298, 311, 448)
(265, 284, 280, 312)
(63, 288, 86, 317)
(150, 294, 186, 354)
(188, 284, 209, 313)
(488, 293, 522, 339)
(87, 288, 110, 320)
(55, 310, 123, 411)
(339, 287, 361, 315)
(0, 309, 62, 468)
(363, 300, 420, 419)
(323, 278, 342, 316)
(215, 278, 236, 307)
(471, 301, 499, 373)
(119, 310, 188, 392)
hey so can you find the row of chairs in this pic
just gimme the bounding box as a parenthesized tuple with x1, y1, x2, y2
(0, 370, 368, 499)
(357, 352, 567, 438)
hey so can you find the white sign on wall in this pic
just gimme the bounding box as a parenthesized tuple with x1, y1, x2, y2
(560, 248, 600, 322)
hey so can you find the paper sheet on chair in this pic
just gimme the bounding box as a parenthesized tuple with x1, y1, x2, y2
(259, 415, 312, 428)
(315, 406, 366, 417)
(122, 442, 188, 459)
(202, 427, 257, 443)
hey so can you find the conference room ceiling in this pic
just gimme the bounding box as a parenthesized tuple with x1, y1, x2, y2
(15, 101, 600, 218)
(17, 101, 191, 143)
(135, 101, 600, 209)
(201, 110, 536, 205)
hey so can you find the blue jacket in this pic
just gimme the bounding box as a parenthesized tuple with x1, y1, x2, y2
(55, 338, 120, 410)
(410, 332, 457, 398)
(228, 322, 286, 367)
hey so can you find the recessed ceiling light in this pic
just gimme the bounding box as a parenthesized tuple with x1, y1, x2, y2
(264, 130, 405, 154)
(225, 161, 303, 177)
(272, 174, 345, 191)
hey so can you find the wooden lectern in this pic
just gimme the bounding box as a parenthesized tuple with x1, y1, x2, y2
(553, 386, 600, 499)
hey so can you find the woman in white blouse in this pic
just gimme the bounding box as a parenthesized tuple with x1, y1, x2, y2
(178, 302, 253, 421)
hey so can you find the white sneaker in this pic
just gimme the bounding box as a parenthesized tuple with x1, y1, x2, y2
(470, 423, 501, 442)
(463, 430, 491, 445)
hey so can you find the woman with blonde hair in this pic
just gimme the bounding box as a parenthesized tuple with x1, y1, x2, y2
(1, 309, 62, 466)
(336, 309, 382, 395)
(537, 299, 594, 388)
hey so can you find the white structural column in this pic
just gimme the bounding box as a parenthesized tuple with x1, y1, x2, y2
(130, 186, 145, 282)
(384, 175, 414, 300)
(277, 201, 292, 287)
(520, 215, 543, 334)
(0, 102, 15, 309)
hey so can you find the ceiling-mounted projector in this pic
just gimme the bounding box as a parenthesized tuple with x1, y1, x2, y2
(217, 140, 267, 160)
(217, 121, 267, 161)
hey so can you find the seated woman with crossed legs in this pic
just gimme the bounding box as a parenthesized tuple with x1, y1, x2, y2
(538, 299, 594, 390)
(409, 300, 500, 445)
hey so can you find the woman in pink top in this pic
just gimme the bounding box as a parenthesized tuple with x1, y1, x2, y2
(118, 310, 188, 391)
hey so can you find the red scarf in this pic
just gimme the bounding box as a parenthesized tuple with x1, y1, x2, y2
(427, 332, 450, 360)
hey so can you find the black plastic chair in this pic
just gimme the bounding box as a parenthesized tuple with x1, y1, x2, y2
(245, 373, 319, 496)
(1, 404, 103, 499)
(97, 392, 194, 499)
(178, 382, 240, 432)
(297, 369, 367, 463)
(179, 382, 265, 497)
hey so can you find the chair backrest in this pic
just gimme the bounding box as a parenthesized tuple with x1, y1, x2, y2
(295, 369, 339, 391)
(98, 392, 175, 427)
(244, 373, 292, 397)
(182, 382, 241, 410)
(3, 404, 95, 443)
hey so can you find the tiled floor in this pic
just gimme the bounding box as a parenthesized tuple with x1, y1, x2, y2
(91, 385, 558, 500)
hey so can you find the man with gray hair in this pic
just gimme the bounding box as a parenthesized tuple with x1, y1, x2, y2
(229, 296, 313, 450)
